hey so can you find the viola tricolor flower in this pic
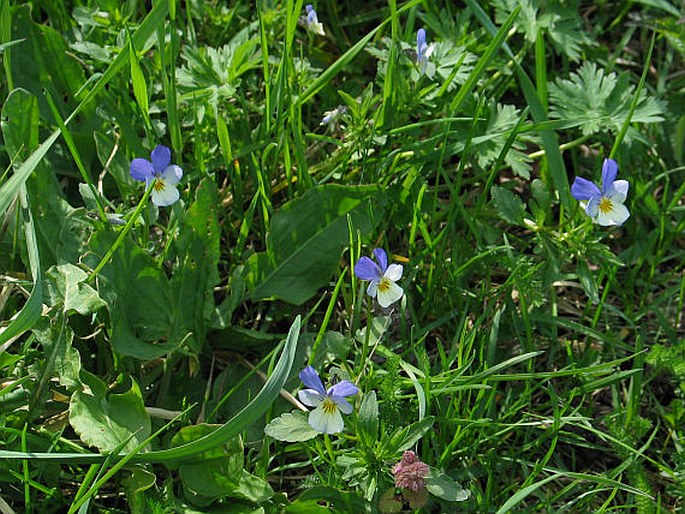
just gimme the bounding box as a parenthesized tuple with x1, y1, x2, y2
(298, 366, 359, 434)
(416, 28, 434, 74)
(571, 158, 630, 226)
(305, 4, 325, 36)
(320, 105, 347, 127)
(354, 248, 404, 308)
(130, 145, 183, 207)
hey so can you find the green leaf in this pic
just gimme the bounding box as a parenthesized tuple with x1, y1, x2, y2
(491, 186, 526, 225)
(44, 264, 106, 315)
(33, 315, 81, 390)
(87, 232, 179, 359)
(425, 469, 470, 502)
(264, 411, 319, 442)
(549, 62, 664, 136)
(129, 36, 149, 116)
(171, 178, 222, 353)
(244, 185, 385, 304)
(69, 372, 151, 453)
(1, 88, 39, 159)
(174, 427, 243, 498)
(388, 417, 435, 453)
(231, 470, 274, 503)
(357, 391, 379, 443)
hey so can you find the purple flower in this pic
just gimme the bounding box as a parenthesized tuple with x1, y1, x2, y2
(571, 158, 630, 226)
(298, 366, 359, 434)
(130, 145, 183, 207)
(305, 4, 325, 36)
(393, 450, 430, 492)
(354, 248, 404, 308)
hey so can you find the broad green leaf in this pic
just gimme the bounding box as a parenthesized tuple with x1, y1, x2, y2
(244, 185, 385, 304)
(231, 470, 274, 504)
(173, 426, 243, 498)
(44, 264, 106, 315)
(9, 5, 85, 119)
(69, 371, 151, 453)
(1, 88, 38, 158)
(425, 469, 470, 502)
(264, 411, 319, 442)
(171, 178, 221, 353)
(33, 315, 81, 390)
(87, 232, 179, 359)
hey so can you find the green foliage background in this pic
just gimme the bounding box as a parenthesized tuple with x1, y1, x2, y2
(0, 0, 684, 512)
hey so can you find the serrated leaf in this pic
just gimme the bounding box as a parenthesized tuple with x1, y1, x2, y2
(491, 186, 526, 225)
(244, 184, 385, 305)
(264, 411, 319, 442)
(549, 62, 663, 136)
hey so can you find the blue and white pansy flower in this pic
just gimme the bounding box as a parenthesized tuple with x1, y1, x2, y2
(305, 4, 325, 36)
(298, 366, 359, 434)
(354, 248, 404, 308)
(571, 158, 630, 227)
(130, 145, 183, 207)
(416, 28, 435, 76)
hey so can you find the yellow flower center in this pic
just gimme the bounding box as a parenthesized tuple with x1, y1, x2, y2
(321, 397, 337, 414)
(152, 177, 167, 192)
(599, 197, 613, 213)
(378, 277, 391, 293)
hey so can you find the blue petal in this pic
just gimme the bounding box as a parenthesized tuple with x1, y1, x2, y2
(299, 366, 326, 395)
(417, 28, 426, 52)
(571, 177, 600, 201)
(130, 158, 154, 182)
(151, 145, 171, 173)
(328, 380, 359, 398)
(373, 248, 388, 272)
(601, 159, 618, 195)
(355, 256, 382, 281)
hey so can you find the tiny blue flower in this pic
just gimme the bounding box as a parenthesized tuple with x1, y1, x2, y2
(305, 4, 325, 36)
(130, 145, 183, 207)
(298, 366, 359, 434)
(571, 158, 630, 226)
(416, 28, 434, 74)
(320, 105, 347, 127)
(354, 248, 404, 308)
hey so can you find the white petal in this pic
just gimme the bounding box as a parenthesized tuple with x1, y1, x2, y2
(384, 264, 403, 281)
(377, 281, 404, 308)
(151, 181, 180, 207)
(366, 280, 378, 298)
(609, 180, 629, 203)
(308, 406, 344, 434)
(161, 164, 183, 185)
(596, 203, 630, 226)
(298, 389, 324, 408)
